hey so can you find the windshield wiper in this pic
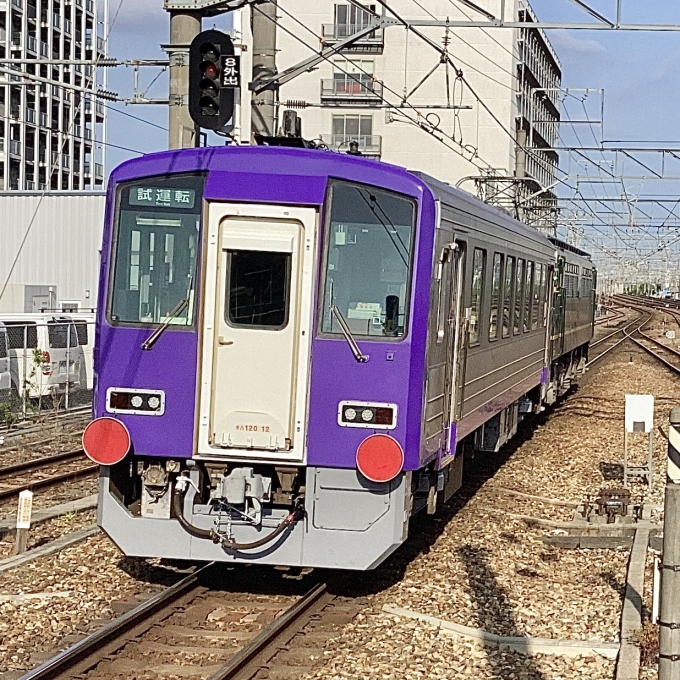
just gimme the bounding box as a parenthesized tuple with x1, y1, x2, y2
(141, 297, 190, 351)
(331, 305, 369, 363)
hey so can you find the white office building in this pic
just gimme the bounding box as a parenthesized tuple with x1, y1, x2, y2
(236, 0, 560, 228)
(0, 0, 106, 190)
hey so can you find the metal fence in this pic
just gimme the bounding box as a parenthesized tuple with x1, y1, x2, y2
(0, 318, 95, 423)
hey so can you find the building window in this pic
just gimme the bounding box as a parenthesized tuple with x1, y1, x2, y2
(469, 248, 485, 346)
(331, 114, 378, 155)
(334, 3, 377, 35)
(332, 58, 374, 95)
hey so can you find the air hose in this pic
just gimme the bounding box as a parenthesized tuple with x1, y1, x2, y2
(173, 476, 304, 551)
(173, 485, 213, 540)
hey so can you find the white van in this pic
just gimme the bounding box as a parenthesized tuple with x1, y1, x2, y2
(65, 312, 95, 391)
(0, 314, 83, 400)
(0, 322, 10, 399)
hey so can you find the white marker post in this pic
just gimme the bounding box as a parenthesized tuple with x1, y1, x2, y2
(14, 490, 33, 555)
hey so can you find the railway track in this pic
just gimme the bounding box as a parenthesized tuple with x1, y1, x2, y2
(0, 449, 96, 502)
(0, 405, 91, 445)
(586, 308, 651, 367)
(21, 564, 359, 680)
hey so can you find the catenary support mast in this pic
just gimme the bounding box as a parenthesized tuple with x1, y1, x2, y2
(250, 0, 278, 139)
(167, 11, 202, 149)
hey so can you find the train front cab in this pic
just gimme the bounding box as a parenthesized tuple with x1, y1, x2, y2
(94, 155, 438, 571)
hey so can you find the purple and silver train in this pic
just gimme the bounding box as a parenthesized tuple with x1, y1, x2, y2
(84, 146, 595, 570)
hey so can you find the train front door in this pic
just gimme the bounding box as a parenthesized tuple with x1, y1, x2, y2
(197, 203, 316, 461)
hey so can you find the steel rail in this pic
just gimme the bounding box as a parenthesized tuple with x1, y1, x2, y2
(0, 450, 84, 478)
(19, 569, 329, 680)
(586, 310, 650, 367)
(0, 462, 98, 501)
(206, 581, 331, 680)
(19, 563, 214, 680)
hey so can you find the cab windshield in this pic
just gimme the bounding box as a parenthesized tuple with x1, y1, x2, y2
(320, 181, 416, 340)
(109, 174, 204, 326)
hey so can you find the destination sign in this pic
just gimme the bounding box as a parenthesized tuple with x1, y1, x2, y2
(129, 187, 196, 209)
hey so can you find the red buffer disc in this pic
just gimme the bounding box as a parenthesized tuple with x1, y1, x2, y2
(82, 417, 131, 465)
(356, 434, 404, 483)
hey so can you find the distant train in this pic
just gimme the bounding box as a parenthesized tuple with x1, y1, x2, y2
(83, 147, 595, 570)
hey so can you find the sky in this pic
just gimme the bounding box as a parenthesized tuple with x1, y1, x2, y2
(103, 0, 680, 166)
(101, 1, 680, 275)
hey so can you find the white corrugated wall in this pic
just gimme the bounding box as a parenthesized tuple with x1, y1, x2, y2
(0, 192, 106, 312)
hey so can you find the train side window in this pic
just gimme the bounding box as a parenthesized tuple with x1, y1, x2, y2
(531, 263, 541, 330)
(226, 250, 291, 329)
(0, 331, 6, 359)
(523, 261, 534, 333)
(514, 259, 524, 336)
(4, 323, 38, 349)
(488, 253, 503, 341)
(469, 248, 486, 346)
(502, 256, 515, 338)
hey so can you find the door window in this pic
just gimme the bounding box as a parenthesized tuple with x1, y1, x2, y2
(469, 248, 486, 345)
(488, 252, 503, 341)
(502, 256, 515, 338)
(514, 259, 524, 335)
(226, 250, 291, 329)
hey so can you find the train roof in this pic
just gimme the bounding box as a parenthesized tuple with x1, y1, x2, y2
(411, 170, 557, 248)
(111, 146, 591, 261)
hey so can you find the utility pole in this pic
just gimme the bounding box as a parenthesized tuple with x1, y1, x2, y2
(660, 407, 680, 680)
(250, 0, 278, 139)
(166, 11, 202, 149)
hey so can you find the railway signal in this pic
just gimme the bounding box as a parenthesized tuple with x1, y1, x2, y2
(188, 29, 240, 131)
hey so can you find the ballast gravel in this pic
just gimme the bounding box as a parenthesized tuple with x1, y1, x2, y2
(305, 343, 673, 679)
(0, 341, 674, 679)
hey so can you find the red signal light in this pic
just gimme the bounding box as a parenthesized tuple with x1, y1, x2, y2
(201, 62, 219, 79)
(82, 417, 131, 465)
(356, 434, 404, 483)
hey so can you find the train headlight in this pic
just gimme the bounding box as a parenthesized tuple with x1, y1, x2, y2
(106, 388, 165, 416)
(338, 401, 398, 430)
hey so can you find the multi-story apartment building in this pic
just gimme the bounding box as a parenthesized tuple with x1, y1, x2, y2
(236, 0, 561, 230)
(0, 0, 106, 190)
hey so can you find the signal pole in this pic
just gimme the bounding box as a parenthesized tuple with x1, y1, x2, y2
(167, 11, 201, 149)
(250, 0, 278, 139)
